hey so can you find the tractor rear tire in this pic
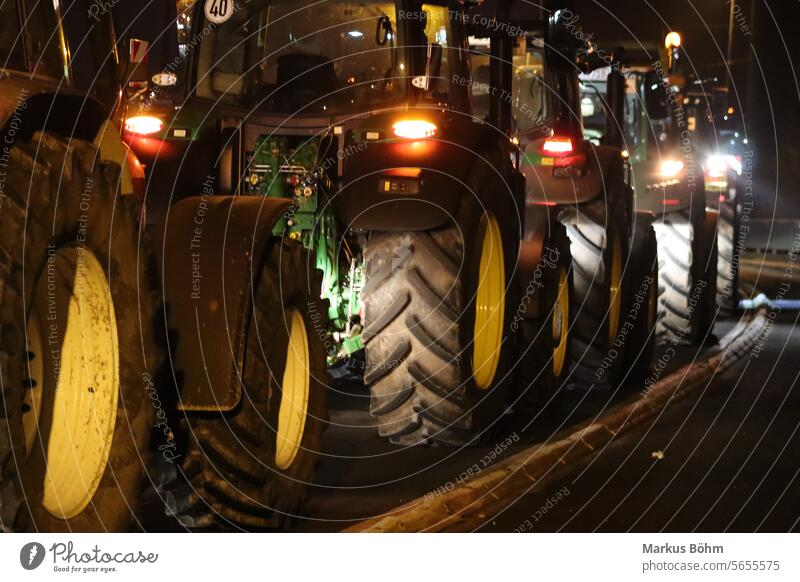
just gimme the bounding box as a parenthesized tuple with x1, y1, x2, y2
(514, 222, 573, 410)
(161, 241, 327, 530)
(0, 132, 158, 532)
(562, 195, 630, 389)
(698, 210, 720, 342)
(622, 214, 659, 379)
(716, 200, 740, 316)
(654, 207, 709, 345)
(362, 199, 518, 447)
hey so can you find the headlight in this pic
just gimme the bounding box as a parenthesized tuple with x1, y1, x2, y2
(705, 155, 727, 178)
(659, 159, 685, 178)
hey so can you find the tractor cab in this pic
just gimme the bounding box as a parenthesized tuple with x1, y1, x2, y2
(122, 0, 480, 142)
(495, 12, 627, 202)
(120, 0, 512, 216)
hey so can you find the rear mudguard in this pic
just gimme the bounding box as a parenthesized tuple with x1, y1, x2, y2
(632, 160, 706, 218)
(155, 195, 291, 412)
(0, 74, 106, 143)
(522, 144, 622, 205)
(335, 113, 522, 232)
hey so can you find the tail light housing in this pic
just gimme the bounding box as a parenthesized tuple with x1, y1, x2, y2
(538, 136, 587, 178)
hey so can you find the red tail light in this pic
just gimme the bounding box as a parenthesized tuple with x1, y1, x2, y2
(541, 137, 574, 155)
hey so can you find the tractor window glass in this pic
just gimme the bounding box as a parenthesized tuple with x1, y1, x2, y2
(25, 0, 66, 79)
(196, 0, 404, 114)
(419, 4, 469, 109)
(420, 5, 452, 92)
(511, 46, 549, 136)
(468, 47, 490, 121)
(0, 1, 25, 71)
(579, 80, 607, 143)
(622, 77, 644, 157)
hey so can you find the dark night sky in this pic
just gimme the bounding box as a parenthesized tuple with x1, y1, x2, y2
(562, 0, 800, 218)
(571, 0, 731, 72)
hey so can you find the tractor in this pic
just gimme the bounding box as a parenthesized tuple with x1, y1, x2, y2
(0, 0, 159, 532)
(682, 82, 744, 315)
(116, 0, 581, 530)
(578, 35, 719, 346)
(499, 10, 660, 390)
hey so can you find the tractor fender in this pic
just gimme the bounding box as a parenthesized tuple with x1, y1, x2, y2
(635, 173, 706, 221)
(93, 119, 145, 199)
(0, 77, 139, 198)
(0, 75, 106, 143)
(155, 195, 292, 412)
(336, 118, 520, 232)
(524, 144, 623, 206)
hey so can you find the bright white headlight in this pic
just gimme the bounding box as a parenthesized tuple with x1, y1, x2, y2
(659, 159, 685, 178)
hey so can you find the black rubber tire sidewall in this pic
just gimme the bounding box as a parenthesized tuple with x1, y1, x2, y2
(0, 133, 155, 532)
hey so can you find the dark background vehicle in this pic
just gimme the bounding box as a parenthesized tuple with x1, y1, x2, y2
(501, 12, 658, 392)
(577, 38, 718, 346)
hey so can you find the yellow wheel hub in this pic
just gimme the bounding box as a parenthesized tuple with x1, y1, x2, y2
(552, 266, 569, 377)
(25, 247, 120, 520)
(275, 309, 310, 470)
(608, 232, 623, 344)
(472, 213, 506, 390)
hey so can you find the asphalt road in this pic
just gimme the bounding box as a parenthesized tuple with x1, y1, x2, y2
(479, 311, 800, 533)
(138, 311, 799, 532)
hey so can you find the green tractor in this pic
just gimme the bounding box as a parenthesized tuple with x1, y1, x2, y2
(496, 11, 659, 390)
(120, 0, 578, 529)
(578, 35, 719, 346)
(0, 0, 160, 531)
(682, 82, 744, 316)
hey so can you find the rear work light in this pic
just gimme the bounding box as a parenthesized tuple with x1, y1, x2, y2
(125, 115, 164, 136)
(658, 159, 685, 178)
(393, 120, 438, 140)
(541, 137, 574, 155)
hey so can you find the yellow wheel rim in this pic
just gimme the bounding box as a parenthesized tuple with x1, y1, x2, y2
(608, 232, 623, 344)
(275, 309, 310, 470)
(472, 213, 506, 390)
(27, 247, 120, 520)
(552, 266, 569, 377)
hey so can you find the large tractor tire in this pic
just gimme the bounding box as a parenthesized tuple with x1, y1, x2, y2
(362, 197, 519, 447)
(0, 132, 158, 532)
(698, 210, 720, 342)
(715, 199, 740, 316)
(514, 222, 573, 410)
(621, 214, 659, 379)
(161, 240, 327, 530)
(562, 194, 630, 389)
(653, 205, 709, 345)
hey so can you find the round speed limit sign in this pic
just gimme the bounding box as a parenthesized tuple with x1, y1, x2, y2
(205, 0, 234, 24)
